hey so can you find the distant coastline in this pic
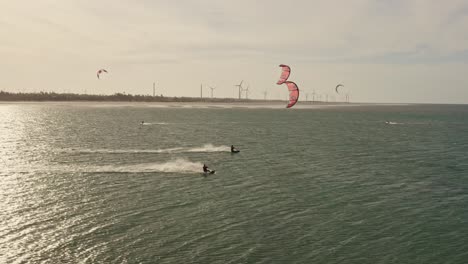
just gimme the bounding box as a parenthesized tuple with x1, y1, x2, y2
(0, 91, 338, 105)
(0, 91, 242, 103)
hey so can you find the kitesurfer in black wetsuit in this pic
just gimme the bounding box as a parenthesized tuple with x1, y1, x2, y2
(231, 145, 239, 153)
(203, 164, 209, 173)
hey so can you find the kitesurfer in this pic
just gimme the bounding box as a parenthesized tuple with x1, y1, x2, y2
(231, 145, 239, 153)
(140, 120, 145, 125)
(202, 164, 215, 175)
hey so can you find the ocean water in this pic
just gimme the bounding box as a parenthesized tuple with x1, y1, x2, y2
(1, 102, 468, 263)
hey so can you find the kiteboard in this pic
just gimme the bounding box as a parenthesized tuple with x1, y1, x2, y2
(231, 150, 240, 153)
(203, 170, 216, 176)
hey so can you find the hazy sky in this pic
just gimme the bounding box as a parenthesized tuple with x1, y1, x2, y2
(1, 0, 468, 103)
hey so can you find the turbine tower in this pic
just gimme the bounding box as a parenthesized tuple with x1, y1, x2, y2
(200, 84, 203, 99)
(234, 80, 243, 99)
(244, 83, 250, 99)
(210, 86, 216, 98)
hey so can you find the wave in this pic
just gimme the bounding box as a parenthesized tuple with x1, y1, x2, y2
(64, 144, 230, 154)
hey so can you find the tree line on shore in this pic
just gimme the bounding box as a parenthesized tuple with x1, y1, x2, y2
(0, 91, 276, 103)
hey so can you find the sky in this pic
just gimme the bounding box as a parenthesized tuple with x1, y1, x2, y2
(1, 0, 468, 103)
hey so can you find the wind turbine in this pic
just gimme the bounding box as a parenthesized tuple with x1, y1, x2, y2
(263, 90, 268, 100)
(244, 83, 250, 99)
(200, 83, 203, 98)
(234, 80, 243, 99)
(210, 86, 216, 98)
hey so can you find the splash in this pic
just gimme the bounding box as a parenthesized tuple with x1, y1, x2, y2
(65, 144, 230, 154)
(90, 158, 204, 173)
(385, 121, 404, 125)
(140, 122, 168, 125)
(70, 147, 184, 154)
(186, 144, 230, 153)
(7, 158, 205, 174)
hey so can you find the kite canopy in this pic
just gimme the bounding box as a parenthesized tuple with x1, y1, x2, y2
(335, 84, 344, 94)
(284, 81, 299, 108)
(97, 69, 108, 79)
(277, 64, 291, 85)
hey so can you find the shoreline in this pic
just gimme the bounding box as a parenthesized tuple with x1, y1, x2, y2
(0, 91, 397, 106)
(0, 100, 412, 109)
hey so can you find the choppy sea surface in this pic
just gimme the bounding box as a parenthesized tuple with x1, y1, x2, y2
(1, 102, 468, 264)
